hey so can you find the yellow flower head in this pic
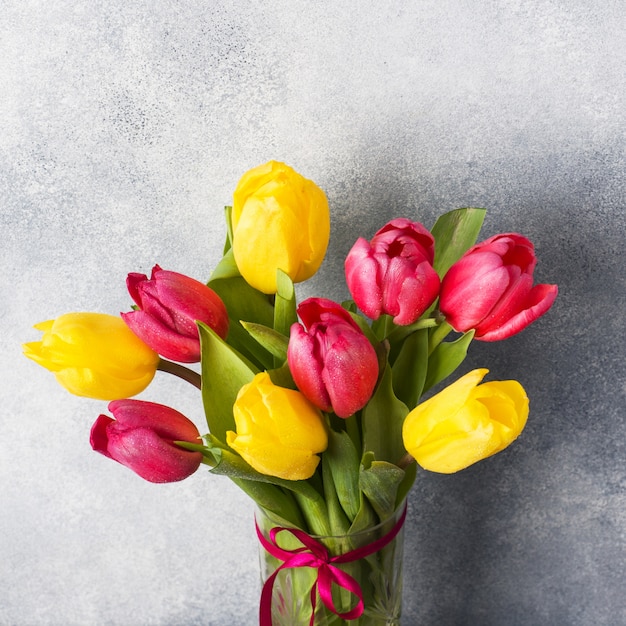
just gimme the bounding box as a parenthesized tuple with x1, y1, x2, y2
(226, 372, 328, 480)
(402, 368, 529, 473)
(231, 160, 330, 294)
(23, 312, 159, 400)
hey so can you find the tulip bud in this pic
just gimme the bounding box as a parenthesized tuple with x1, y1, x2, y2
(344, 218, 440, 325)
(23, 312, 159, 400)
(231, 160, 330, 294)
(288, 297, 378, 418)
(121, 265, 229, 363)
(226, 372, 328, 481)
(439, 233, 558, 341)
(90, 399, 203, 483)
(402, 368, 529, 473)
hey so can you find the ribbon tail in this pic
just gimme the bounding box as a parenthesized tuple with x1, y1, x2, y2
(259, 566, 282, 626)
(308, 582, 318, 626)
(317, 564, 365, 621)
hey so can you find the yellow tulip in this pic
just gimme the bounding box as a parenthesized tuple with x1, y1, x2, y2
(226, 372, 328, 480)
(402, 368, 529, 473)
(231, 160, 330, 294)
(23, 312, 159, 400)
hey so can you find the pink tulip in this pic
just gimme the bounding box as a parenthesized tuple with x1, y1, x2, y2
(439, 233, 558, 341)
(90, 399, 203, 483)
(344, 218, 440, 325)
(288, 297, 378, 418)
(121, 265, 229, 363)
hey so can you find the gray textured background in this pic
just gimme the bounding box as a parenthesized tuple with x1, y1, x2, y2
(2, 1, 625, 625)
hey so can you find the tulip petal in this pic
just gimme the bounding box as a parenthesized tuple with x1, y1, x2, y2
(152, 269, 229, 338)
(391, 262, 440, 326)
(440, 255, 511, 331)
(289, 298, 379, 418)
(405, 368, 489, 434)
(228, 372, 327, 481)
(473, 271, 533, 337)
(321, 326, 378, 418)
(121, 310, 201, 362)
(439, 233, 557, 341)
(287, 325, 332, 412)
(107, 399, 202, 442)
(344, 241, 384, 319)
(105, 426, 201, 483)
(122, 266, 229, 362)
(402, 369, 529, 473)
(90, 400, 202, 483)
(346, 219, 439, 325)
(23, 313, 159, 400)
(476, 283, 558, 341)
(413, 417, 497, 473)
(226, 431, 321, 481)
(231, 161, 330, 294)
(89, 414, 115, 459)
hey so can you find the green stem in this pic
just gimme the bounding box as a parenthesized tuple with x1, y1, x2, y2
(428, 320, 453, 355)
(386, 314, 441, 346)
(344, 412, 362, 458)
(157, 358, 202, 389)
(372, 314, 394, 341)
(292, 490, 331, 536)
(409, 316, 439, 331)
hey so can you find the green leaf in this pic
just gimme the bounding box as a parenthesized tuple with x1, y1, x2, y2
(207, 443, 330, 535)
(361, 363, 409, 465)
(348, 495, 378, 534)
(359, 454, 406, 520)
(391, 327, 429, 410)
(273, 269, 298, 337)
(347, 311, 379, 347)
(395, 460, 417, 509)
(197, 322, 257, 442)
(220, 320, 274, 371)
(322, 454, 350, 536)
(222, 206, 234, 255)
(208, 272, 275, 370)
(208, 247, 240, 282)
(193, 436, 307, 528)
(430, 207, 486, 278)
(326, 429, 361, 522)
(240, 321, 289, 361)
(209, 274, 274, 327)
(424, 330, 475, 392)
(341, 299, 357, 314)
(372, 314, 394, 341)
(266, 359, 297, 389)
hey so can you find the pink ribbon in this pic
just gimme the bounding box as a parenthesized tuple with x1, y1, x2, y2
(256, 504, 407, 626)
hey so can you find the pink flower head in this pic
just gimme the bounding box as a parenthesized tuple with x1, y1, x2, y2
(90, 399, 203, 483)
(439, 233, 558, 341)
(288, 297, 379, 418)
(344, 218, 440, 325)
(121, 265, 229, 363)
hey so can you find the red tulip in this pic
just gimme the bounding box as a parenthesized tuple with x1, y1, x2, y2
(344, 218, 440, 325)
(121, 265, 229, 363)
(439, 233, 558, 341)
(90, 399, 203, 483)
(288, 297, 378, 418)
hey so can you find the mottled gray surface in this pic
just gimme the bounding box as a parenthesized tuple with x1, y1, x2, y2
(2, 1, 625, 625)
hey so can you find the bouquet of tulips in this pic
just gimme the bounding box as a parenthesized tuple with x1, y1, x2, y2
(24, 161, 557, 625)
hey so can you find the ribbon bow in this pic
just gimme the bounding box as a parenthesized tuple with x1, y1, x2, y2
(256, 504, 407, 626)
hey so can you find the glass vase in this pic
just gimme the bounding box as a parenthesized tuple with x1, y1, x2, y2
(256, 503, 406, 625)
